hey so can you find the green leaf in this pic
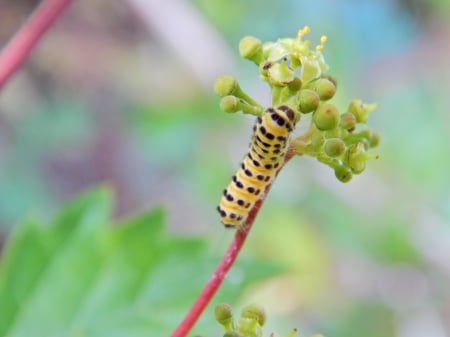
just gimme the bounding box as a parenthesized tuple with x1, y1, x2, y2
(0, 187, 273, 336)
(0, 189, 200, 337)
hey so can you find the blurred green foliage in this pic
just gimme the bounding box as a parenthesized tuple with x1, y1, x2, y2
(1, 0, 450, 336)
(0, 188, 281, 336)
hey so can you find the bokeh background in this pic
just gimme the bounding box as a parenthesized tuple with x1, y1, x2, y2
(1, 0, 450, 336)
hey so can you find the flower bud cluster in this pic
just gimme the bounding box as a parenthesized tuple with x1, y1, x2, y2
(214, 303, 308, 337)
(214, 27, 379, 183)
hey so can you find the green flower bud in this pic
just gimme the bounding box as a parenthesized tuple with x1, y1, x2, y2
(214, 75, 239, 97)
(323, 74, 337, 87)
(219, 96, 263, 116)
(241, 304, 266, 327)
(324, 138, 346, 157)
(340, 112, 356, 131)
(215, 303, 234, 331)
(298, 89, 320, 114)
(287, 77, 302, 93)
(220, 96, 240, 113)
(334, 164, 352, 183)
(268, 60, 295, 85)
(313, 103, 339, 130)
(314, 78, 336, 101)
(236, 317, 262, 337)
(239, 36, 263, 64)
(348, 99, 378, 124)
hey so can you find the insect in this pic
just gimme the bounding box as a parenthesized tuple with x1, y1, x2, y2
(217, 105, 297, 229)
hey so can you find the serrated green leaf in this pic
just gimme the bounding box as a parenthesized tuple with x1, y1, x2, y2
(0, 188, 274, 336)
(0, 188, 112, 337)
(0, 188, 179, 337)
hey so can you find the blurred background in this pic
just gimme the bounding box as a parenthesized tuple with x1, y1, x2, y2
(1, 0, 450, 336)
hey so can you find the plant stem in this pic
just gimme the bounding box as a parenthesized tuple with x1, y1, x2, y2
(0, 0, 74, 90)
(170, 152, 295, 337)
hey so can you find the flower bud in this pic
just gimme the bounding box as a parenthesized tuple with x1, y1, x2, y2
(324, 138, 346, 157)
(215, 303, 234, 331)
(298, 89, 320, 114)
(287, 77, 302, 93)
(214, 75, 239, 97)
(340, 112, 356, 131)
(220, 96, 240, 113)
(236, 317, 262, 337)
(323, 74, 337, 87)
(314, 78, 336, 100)
(241, 304, 266, 327)
(334, 164, 352, 183)
(239, 36, 263, 64)
(313, 103, 339, 130)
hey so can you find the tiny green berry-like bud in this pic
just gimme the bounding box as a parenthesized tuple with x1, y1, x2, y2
(323, 74, 337, 87)
(298, 89, 319, 114)
(324, 138, 346, 157)
(215, 303, 233, 323)
(340, 112, 356, 131)
(241, 304, 266, 326)
(334, 165, 352, 183)
(214, 75, 238, 97)
(239, 36, 263, 64)
(313, 103, 339, 130)
(220, 96, 240, 113)
(314, 78, 336, 101)
(287, 77, 302, 93)
(215, 303, 234, 331)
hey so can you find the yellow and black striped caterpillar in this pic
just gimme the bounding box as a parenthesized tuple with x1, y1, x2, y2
(217, 105, 297, 229)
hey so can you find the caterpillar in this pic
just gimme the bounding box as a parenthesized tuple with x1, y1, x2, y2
(217, 105, 297, 229)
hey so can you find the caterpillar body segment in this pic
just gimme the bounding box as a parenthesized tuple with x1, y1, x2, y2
(217, 105, 297, 229)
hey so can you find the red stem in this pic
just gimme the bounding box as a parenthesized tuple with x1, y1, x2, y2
(170, 153, 294, 337)
(0, 0, 74, 90)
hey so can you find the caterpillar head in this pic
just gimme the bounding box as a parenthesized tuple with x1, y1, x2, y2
(268, 105, 298, 132)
